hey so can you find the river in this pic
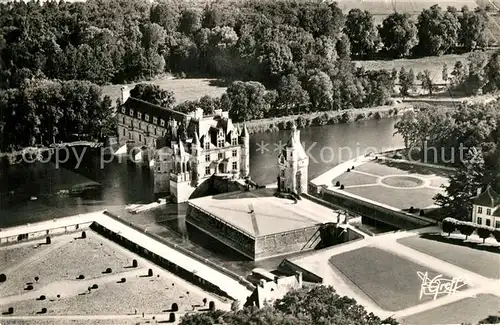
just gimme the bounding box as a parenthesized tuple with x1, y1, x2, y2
(0, 118, 403, 273)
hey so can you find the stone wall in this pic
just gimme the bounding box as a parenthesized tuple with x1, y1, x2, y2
(0, 222, 92, 245)
(186, 204, 255, 258)
(254, 226, 321, 260)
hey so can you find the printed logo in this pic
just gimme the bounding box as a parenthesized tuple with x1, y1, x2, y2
(417, 271, 467, 300)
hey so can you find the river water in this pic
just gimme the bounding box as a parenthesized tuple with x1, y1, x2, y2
(0, 118, 403, 273)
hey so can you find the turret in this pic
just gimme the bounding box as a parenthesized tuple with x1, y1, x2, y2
(277, 122, 308, 195)
(240, 124, 250, 178)
(191, 131, 202, 157)
(120, 86, 130, 104)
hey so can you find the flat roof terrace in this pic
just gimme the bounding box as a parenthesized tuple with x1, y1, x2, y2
(187, 188, 338, 238)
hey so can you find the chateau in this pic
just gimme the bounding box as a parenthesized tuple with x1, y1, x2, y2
(116, 86, 250, 203)
(471, 185, 500, 229)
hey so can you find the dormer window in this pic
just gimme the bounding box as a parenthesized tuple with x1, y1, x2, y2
(205, 142, 210, 150)
(218, 139, 224, 147)
(145, 114, 149, 122)
(137, 112, 142, 119)
(231, 138, 237, 145)
(121, 107, 126, 114)
(153, 117, 158, 124)
(487, 208, 491, 215)
(130, 109, 134, 117)
(160, 119, 165, 127)
(478, 207, 483, 214)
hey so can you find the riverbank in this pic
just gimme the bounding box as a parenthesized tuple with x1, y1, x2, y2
(236, 103, 412, 135)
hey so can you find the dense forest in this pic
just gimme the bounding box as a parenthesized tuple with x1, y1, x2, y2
(0, 0, 499, 151)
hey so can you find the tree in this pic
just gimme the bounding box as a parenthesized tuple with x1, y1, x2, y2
(226, 81, 269, 122)
(379, 13, 418, 58)
(457, 222, 475, 239)
(442, 63, 449, 84)
(0, 274, 6, 282)
(209, 301, 215, 311)
(459, 7, 490, 51)
(442, 218, 457, 235)
(399, 67, 415, 98)
(129, 84, 175, 108)
(477, 226, 492, 243)
(484, 50, 500, 93)
(46, 236, 51, 244)
(416, 5, 460, 56)
(417, 70, 434, 95)
(435, 148, 486, 220)
(171, 303, 178, 312)
(451, 61, 468, 87)
(305, 71, 334, 111)
(345, 9, 379, 57)
(179, 9, 202, 36)
(277, 74, 310, 115)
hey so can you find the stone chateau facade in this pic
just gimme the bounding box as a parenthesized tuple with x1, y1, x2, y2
(116, 86, 250, 202)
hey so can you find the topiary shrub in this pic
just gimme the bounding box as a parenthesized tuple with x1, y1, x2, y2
(132, 259, 138, 268)
(26, 285, 33, 290)
(7, 307, 13, 314)
(477, 226, 493, 243)
(39, 295, 46, 300)
(77, 275, 85, 280)
(169, 312, 176, 322)
(120, 278, 126, 283)
(419, 210, 425, 216)
(202, 298, 207, 306)
(171, 303, 178, 312)
(346, 168, 350, 172)
(335, 181, 340, 187)
(46, 237, 51, 244)
(493, 229, 500, 243)
(148, 268, 153, 277)
(0, 273, 6, 282)
(442, 218, 457, 236)
(92, 284, 98, 289)
(34, 276, 39, 282)
(40, 308, 47, 314)
(340, 184, 345, 190)
(457, 222, 475, 240)
(373, 112, 382, 120)
(81, 231, 86, 239)
(209, 301, 215, 311)
(56, 294, 60, 298)
(105, 268, 112, 274)
(409, 206, 415, 213)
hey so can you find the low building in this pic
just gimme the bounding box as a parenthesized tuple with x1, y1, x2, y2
(471, 185, 500, 229)
(244, 272, 303, 308)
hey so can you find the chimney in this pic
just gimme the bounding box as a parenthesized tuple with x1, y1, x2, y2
(259, 279, 266, 288)
(120, 86, 130, 104)
(295, 271, 303, 288)
(194, 107, 203, 120)
(214, 108, 223, 117)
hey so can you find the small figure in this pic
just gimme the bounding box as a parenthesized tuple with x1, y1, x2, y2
(142, 312, 144, 318)
(135, 309, 137, 315)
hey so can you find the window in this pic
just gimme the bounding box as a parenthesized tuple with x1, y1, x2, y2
(205, 154, 210, 162)
(231, 138, 237, 145)
(139, 134, 142, 142)
(496, 221, 500, 228)
(160, 119, 165, 127)
(487, 208, 491, 215)
(137, 112, 142, 119)
(218, 152, 223, 160)
(478, 207, 483, 214)
(218, 139, 224, 147)
(232, 150, 237, 157)
(128, 132, 132, 139)
(205, 142, 210, 150)
(153, 117, 158, 124)
(121, 107, 126, 114)
(477, 217, 483, 225)
(123, 117, 126, 124)
(123, 129, 126, 136)
(486, 219, 491, 226)
(281, 170, 285, 177)
(205, 166, 211, 175)
(290, 151, 293, 157)
(145, 114, 149, 122)
(232, 161, 237, 170)
(130, 109, 134, 117)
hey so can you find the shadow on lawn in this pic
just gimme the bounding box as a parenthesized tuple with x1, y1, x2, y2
(377, 159, 450, 178)
(420, 233, 500, 254)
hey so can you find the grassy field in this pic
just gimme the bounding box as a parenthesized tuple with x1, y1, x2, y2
(399, 294, 500, 324)
(333, 171, 379, 186)
(101, 77, 227, 104)
(397, 235, 500, 278)
(329, 246, 465, 311)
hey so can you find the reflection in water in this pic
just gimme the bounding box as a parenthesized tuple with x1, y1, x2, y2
(0, 119, 403, 274)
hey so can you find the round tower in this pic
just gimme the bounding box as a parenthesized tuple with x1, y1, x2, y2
(240, 124, 250, 178)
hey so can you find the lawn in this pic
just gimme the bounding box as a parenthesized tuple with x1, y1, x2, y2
(332, 171, 379, 187)
(344, 184, 439, 209)
(329, 246, 466, 311)
(355, 161, 409, 177)
(101, 77, 227, 104)
(0, 244, 52, 273)
(397, 235, 500, 278)
(399, 294, 500, 325)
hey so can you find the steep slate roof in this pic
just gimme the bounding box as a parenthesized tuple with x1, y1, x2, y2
(472, 185, 500, 208)
(123, 97, 189, 123)
(281, 124, 308, 160)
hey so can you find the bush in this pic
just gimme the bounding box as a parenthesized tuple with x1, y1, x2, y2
(409, 206, 415, 213)
(346, 168, 350, 172)
(457, 222, 475, 240)
(296, 116, 306, 129)
(34, 276, 39, 282)
(0, 273, 6, 282)
(171, 303, 178, 312)
(419, 210, 425, 216)
(120, 277, 126, 283)
(7, 307, 13, 314)
(340, 111, 352, 123)
(442, 218, 457, 236)
(477, 226, 492, 243)
(373, 112, 382, 120)
(285, 120, 294, 130)
(40, 308, 47, 314)
(77, 275, 85, 280)
(355, 113, 366, 121)
(92, 284, 98, 289)
(39, 295, 46, 300)
(169, 312, 176, 322)
(203, 298, 207, 306)
(335, 181, 340, 187)
(340, 184, 345, 190)
(46, 237, 51, 244)
(105, 268, 112, 273)
(148, 268, 153, 277)
(231, 299, 240, 311)
(209, 301, 215, 311)
(328, 115, 340, 124)
(132, 259, 138, 268)
(393, 108, 399, 115)
(26, 285, 33, 290)
(81, 231, 86, 238)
